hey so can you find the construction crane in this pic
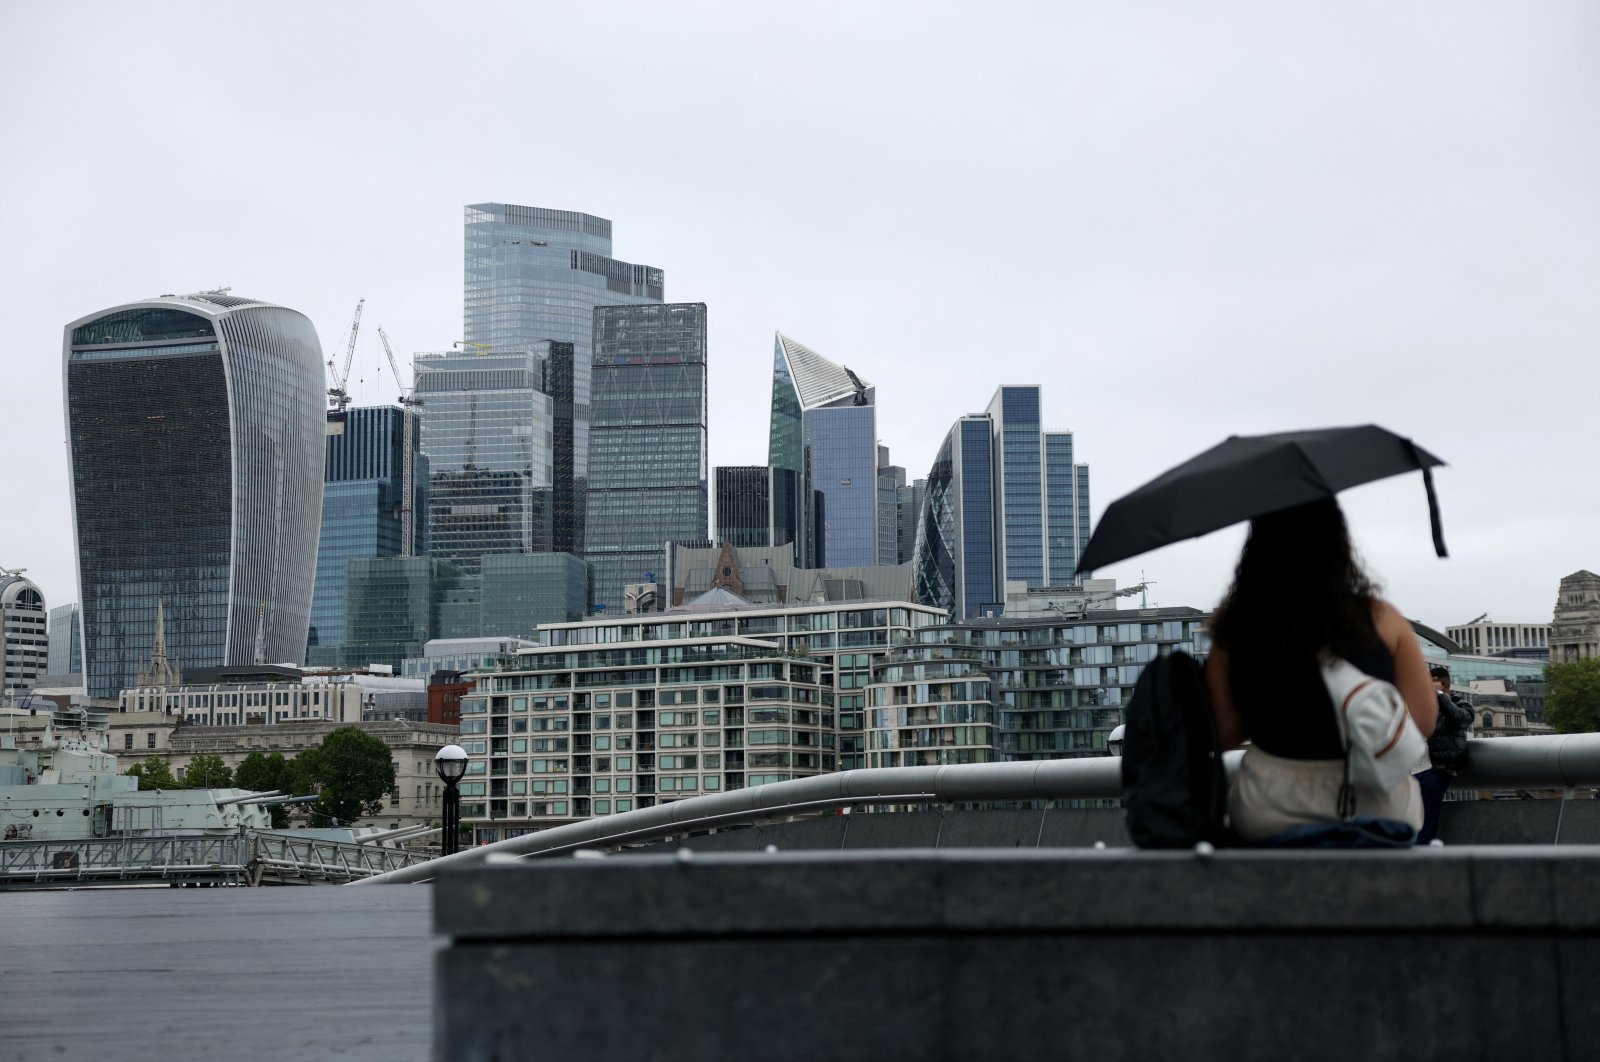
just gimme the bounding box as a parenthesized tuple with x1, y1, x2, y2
(378, 326, 422, 557)
(452, 340, 492, 354)
(1044, 580, 1154, 620)
(325, 298, 366, 422)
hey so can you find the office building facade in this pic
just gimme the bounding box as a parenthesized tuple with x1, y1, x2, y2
(47, 602, 82, 677)
(1, 573, 48, 702)
(915, 387, 1091, 619)
(415, 349, 552, 573)
(309, 405, 425, 656)
(714, 466, 800, 550)
(768, 333, 880, 568)
(586, 303, 709, 610)
(64, 294, 325, 699)
(1444, 618, 1551, 659)
(463, 203, 664, 546)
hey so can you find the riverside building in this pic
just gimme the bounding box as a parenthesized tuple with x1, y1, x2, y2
(867, 607, 1212, 764)
(458, 597, 947, 843)
(63, 293, 325, 699)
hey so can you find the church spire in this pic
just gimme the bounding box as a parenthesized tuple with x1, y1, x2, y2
(136, 597, 181, 688)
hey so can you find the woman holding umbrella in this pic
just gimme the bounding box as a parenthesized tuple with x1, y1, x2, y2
(1077, 425, 1450, 842)
(1203, 498, 1438, 840)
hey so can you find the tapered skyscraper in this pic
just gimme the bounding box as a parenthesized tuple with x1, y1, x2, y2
(461, 204, 663, 555)
(64, 294, 325, 698)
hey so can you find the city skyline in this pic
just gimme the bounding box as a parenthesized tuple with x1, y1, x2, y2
(3, 4, 1596, 630)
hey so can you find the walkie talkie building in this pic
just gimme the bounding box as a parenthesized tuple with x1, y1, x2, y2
(63, 293, 325, 698)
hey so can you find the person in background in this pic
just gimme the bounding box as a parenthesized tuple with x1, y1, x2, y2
(1205, 498, 1438, 842)
(1414, 665, 1475, 844)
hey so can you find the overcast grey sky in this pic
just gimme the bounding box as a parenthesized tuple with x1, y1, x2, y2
(2, 1, 1595, 629)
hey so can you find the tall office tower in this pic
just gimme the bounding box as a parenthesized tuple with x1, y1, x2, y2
(415, 349, 553, 575)
(714, 466, 800, 550)
(1045, 431, 1093, 586)
(64, 294, 324, 699)
(768, 333, 879, 568)
(876, 445, 906, 566)
(585, 303, 709, 610)
(1, 573, 47, 702)
(542, 341, 583, 555)
(462, 203, 664, 545)
(47, 602, 82, 676)
(308, 406, 426, 658)
(915, 386, 1091, 618)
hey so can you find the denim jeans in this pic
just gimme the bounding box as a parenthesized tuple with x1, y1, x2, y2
(1415, 767, 1450, 844)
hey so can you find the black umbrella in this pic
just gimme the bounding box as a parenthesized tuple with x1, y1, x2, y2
(1076, 425, 1446, 573)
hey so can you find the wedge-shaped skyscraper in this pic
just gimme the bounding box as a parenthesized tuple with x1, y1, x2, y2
(768, 333, 880, 568)
(64, 294, 325, 698)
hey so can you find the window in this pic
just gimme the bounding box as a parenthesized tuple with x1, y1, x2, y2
(146, 733, 156, 749)
(123, 733, 133, 750)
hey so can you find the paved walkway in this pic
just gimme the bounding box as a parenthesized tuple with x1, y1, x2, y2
(2, 885, 436, 1062)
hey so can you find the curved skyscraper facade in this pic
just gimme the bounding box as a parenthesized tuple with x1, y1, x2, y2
(64, 293, 325, 698)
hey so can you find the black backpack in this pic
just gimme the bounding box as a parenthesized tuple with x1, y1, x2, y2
(1120, 650, 1230, 848)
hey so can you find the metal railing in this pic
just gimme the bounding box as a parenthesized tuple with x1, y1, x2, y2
(0, 831, 436, 889)
(0, 834, 249, 888)
(249, 832, 433, 885)
(353, 732, 1600, 886)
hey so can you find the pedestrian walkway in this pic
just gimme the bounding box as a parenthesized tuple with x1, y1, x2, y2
(1, 886, 435, 1062)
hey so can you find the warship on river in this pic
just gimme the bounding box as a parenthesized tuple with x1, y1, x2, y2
(0, 706, 275, 841)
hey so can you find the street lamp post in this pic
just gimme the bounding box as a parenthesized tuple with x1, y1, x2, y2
(434, 744, 468, 857)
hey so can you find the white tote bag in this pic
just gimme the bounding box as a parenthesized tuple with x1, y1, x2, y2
(1321, 656, 1428, 793)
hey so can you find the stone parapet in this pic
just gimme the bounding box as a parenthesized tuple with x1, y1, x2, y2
(435, 847, 1600, 1061)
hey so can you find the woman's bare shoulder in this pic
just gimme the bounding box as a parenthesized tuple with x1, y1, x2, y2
(1368, 597, 1409, 639)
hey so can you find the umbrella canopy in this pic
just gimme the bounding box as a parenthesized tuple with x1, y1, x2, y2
(1076, 425, 1446, 573)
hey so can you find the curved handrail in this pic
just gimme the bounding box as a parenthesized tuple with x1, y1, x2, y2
(352, 733, 1600, 885)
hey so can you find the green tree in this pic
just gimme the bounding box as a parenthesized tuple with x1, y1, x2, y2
(125, 756, 179, 791)
(181, 753, 234, 790)
(1545, 658, 1600, 734)
(235, 750, 297, 828)
(297, 727, 396, 826)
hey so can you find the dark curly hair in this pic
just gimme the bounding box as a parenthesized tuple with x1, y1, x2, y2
(1211, 497, 1381, 662)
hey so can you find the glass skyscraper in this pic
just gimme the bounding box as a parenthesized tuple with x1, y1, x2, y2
(462, 203, 663, 548)
(308, 405, 425, 657)
(915, 386, 1091, 619)
(64, 294, 325, 698)
(47, 602, 81, 676)
(415, 349, 553, 575)
(585, 303, 708, 610)
(768, 333, 880, 568)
